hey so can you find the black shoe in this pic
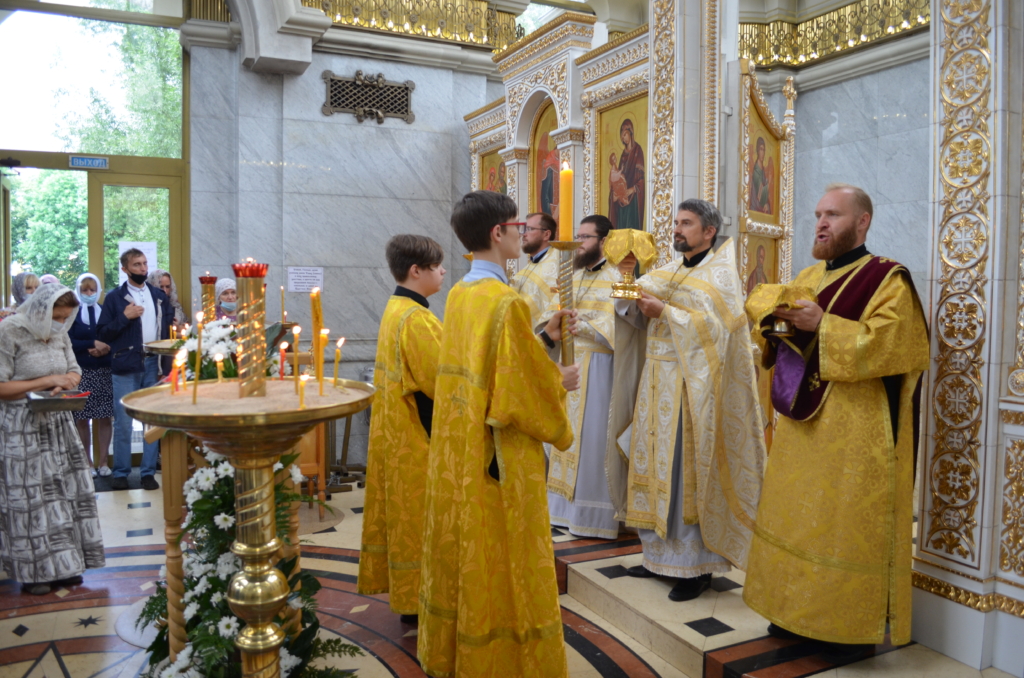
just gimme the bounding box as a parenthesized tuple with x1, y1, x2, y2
(667, 573, 712, 601)
(625, 565, 657, 578)
(821, 642, 873, 664)
(767, 623, 810, 641)
(21, 583, 52, 596)
(110, 477, 129, 491)
(141, 475, 160, 491)
(399, 614, 418, 625)
(52, 575, 83, 587)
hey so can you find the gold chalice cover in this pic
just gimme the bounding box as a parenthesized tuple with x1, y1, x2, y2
(745, 284, 818, 335)
(604, 230, 658, 299)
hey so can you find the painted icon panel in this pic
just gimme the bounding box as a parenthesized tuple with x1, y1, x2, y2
(598, 95, 648, 230)
(530, 101, 561, 221)
(746, 99, 781, 222)
(480, 150, 508, 194)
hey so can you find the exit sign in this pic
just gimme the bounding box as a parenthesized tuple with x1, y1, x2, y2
(69, 155, 109, 170)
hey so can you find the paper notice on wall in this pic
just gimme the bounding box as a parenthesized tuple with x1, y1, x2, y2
(118, 241, 159, 286)
(287, 267, 324, 292)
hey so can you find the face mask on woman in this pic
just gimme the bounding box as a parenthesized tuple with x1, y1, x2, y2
(220, 301, 237, 313)
(51, 320, 66, 335)
(80, 293, 99, 305)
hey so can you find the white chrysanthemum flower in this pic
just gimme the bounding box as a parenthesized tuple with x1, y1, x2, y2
(159, 565, 167, 579)
(216, 552, 241, 580)
(184, 602, 199, 621)
(185, 489, 202, 506)
(289, 464, 304, 485)
(193, 576, 211, 597)
(287, 596, 304, 610)
(182, 477, 196, 493)
(273, 462, 284, 472)
(183, 338, 198, 352)
(214, 513, 235, 530)
(279, 646, 302, 677)
(215, 462, 234, 479)
(205, 450, 227, 464)
(194, 467, 216, 491)
(217, 616, 240, 638)
(175, 644, 193, 665)
(211, 592, 224, 605)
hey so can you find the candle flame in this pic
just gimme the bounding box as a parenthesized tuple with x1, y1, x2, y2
(311, 287, 320, 294)
(562, 161, 570, 171)
(300, 374, 310, 382)
(321, 328, 329, 335)
(292, 326, 301, 335)
(196, 311, 205, 323)
(214, 353, 224, 361)
(337, 337, 345, 348)
(280, 341, 288, 350)
(281, 286, 284, 290)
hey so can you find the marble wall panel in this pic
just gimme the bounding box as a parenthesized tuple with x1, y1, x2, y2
(189, 47, 238, 121)
(282, 121, 453, 200)
(875, 126, 931, 206)
(282, 52, 455, 134)
(239, 115, 283, 194)
(795, 74, 877, 152)
(192, 116, 239, 194)
(237, 70, 283, 120)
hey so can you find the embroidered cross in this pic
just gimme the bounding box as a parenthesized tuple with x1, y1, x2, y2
(808, 373, 821, 391)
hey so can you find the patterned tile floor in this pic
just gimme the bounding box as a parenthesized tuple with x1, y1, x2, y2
(0, 476, 1014, 678)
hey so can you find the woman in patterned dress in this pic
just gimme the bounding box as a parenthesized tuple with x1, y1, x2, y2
(0, 283, 105, 595)
(70, 273, 114, 477)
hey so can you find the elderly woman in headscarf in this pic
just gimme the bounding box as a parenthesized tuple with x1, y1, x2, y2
(215, 278, 237, 322)
(0, 273, 40, 320)
(0, 283, 105, 595)
(39, 274, 60, 285)
(147, 269, 186, 327)
(69, 273, 114, 478)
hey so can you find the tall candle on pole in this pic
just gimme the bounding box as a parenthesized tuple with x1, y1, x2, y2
(551, 160, 578, 366)
(558, 161, 574, 241)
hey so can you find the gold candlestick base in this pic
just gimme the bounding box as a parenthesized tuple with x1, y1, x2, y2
(122, 379, 374, 678)
(549, 241, 581, 367)
(610, 271, 643, 300)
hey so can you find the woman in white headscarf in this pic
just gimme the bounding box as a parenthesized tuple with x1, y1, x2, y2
(70, 273, 114, 477)
(0, 283, 105, 595)
(215, 277, 237, 322)
(147, 269, 186, 327)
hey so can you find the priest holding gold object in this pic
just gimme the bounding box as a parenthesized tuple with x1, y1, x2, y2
(743, 184, 929, 659)
(542, 216, 644, 539)
(615, 200, 766, 602)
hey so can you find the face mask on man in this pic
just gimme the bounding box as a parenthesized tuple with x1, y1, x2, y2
(128, 272, 148, 285)
(220, 301, 237, 313)
(80, 293, 99, 305)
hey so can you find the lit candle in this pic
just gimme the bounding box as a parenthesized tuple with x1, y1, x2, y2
(169, 361, 178, 394)
(177, 350, 187, 393)
(281, 286, 286, 324)
(298, 373, 309, 410)
(319, 329, 329, 396)
(215, 353, 224, 383)
(291, 326, 301, 394)
(279, 342, 288, 380)
(170, 325, 176, 340)
(193, 311, 205, 405)
(558, 161, 574, 241)
(333, 337, 345, 387)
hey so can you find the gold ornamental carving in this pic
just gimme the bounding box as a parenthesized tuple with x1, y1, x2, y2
(470, 151, 480, 191)
(924, 0, 991, 569)
(702, 0, 719, 202)
(582, 107, 593, 215)
(649, 0, 676, 265)
(469, 130, 504, 155)
(580, 71, 650, 109)
(551, 129, 585, 145)
(579, 37, 650, 86)
(912, 571, 1024, 619)
(493, 12, 595, 72)
(501, 148, 529, 162)
(1001, 439, 1024, 577)
(738, 0, 930, 69)
(506, 59, 569, 148)
(1010, 75, 1024, 396)
(505, 156, 518, 203)
(468, 107, 507, 137)
(576, 24, 649, 66)
(1001, 410, 1024, 425)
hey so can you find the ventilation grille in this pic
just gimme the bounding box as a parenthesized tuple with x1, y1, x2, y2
(321, 70, 415, 124)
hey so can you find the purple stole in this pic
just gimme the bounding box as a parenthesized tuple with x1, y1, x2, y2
(769, 256, 904, 421)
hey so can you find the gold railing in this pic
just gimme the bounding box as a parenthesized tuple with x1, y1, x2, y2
(191, 0, 230, 22)
(739, 0, 929, 69)
(308, 0, 521, 50)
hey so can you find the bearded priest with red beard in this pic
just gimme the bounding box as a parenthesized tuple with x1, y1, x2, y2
(743, 183, 929, 662)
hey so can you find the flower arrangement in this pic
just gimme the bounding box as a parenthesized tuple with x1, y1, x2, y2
(174, 319, 289, 381)
(139, 448, 360, 678)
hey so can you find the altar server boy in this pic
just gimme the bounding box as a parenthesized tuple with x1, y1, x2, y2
(357, 234, 446, 624)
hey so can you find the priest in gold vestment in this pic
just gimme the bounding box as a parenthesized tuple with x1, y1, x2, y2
(418, 191, 580, 678)
(617, 200, 766, 601)
(543, 215, 643, 538)
(511, 212, 559, 331)
(358, 235, 446, 623)
(743, 184, 929, 656)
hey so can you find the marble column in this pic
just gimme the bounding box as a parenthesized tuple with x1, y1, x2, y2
(912, 1, 1024, 674)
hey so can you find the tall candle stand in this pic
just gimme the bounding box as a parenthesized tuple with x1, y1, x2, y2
(548, 241, 580, 366)
(199, 275, 218, 322)
(122, 261, 374, 678)
(233, 262, 269, 397)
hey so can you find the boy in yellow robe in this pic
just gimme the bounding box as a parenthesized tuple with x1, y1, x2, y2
(358, 234, 446, 623)
(418, 190, 580, 678)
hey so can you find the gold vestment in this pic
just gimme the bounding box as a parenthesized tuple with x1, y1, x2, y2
(543, 263, 642, 522)
(624, 239, 766, 568)
(742, 256, 929, 645)
(511, 250, 559, 330)
(418, 279, 573, 678)
(357, 295, 442, 614)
